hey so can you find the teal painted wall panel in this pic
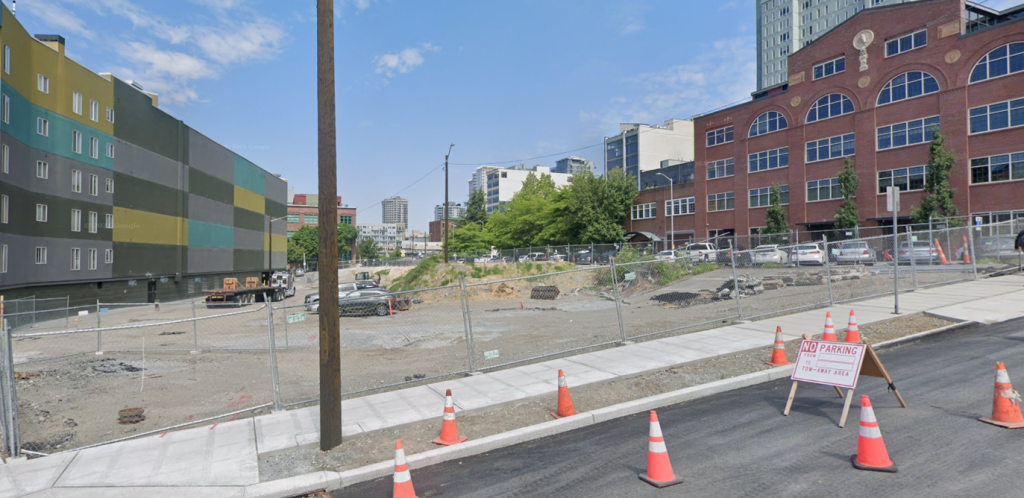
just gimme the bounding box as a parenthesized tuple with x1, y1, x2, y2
(0, 82, 115, 171)
(233, 154, 265, 195)
(188, 220, 234, 249)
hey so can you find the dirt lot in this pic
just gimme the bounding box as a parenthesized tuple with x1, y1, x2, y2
(3, 260, 988, 454)
(258, 313, 957, 479)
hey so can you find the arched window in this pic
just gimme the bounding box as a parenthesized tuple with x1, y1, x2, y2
(877, 71, 939, 105)
(970, 42, 1024, 83)
(748, 111, 789, 137)
(806, 93, 854, 123)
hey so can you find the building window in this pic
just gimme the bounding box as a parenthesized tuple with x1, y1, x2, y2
(706, 126, 734, 147)
(106, 178, 115, 193)
(665, 197, 696, 216)
(813, 56, 845, 80)
(106, 107, 115, 122)
(287, 213, 301, 224)
(749, 185, 789, 208)
(707, 192, 735, 212)
(90, 174, 98, 196)
(748, 111, 789, 137)
(806, 93, 854, 123)
(72, 169, 82, 192)
(707, 158, 735, 179)
(885, 29, 927, 57)
(89, 211, 98, 233)
(1, 194, 7, 223)
(90, 100, 99, 121)
(90, 137, 99, 159)
(304, 214, 319, 224)
(631, 202, 656, 220)
(71, 209, 81, 232)
(2, 144, 8, 173)
(0, 244, 6, 273)
(36, 247, 48, 265)
(88, 248, 98, 270)
(971, 152, 1024, 185)
(105, 248, 113, 264)
(106, 213, 114, 229)
(2, 94, 8, 123)
(748, 147, 789, 173)
(969, 97, 1024, 134)
(807, 178, 842, 202)
(37, 117, 49, 136)
(2, 45, 8, 74)
(806, 133, 855, 162)
(37, 74, 50, 93)
(72, 92, 83, 114)
(969, 42, 1024, 83)
(340, 215, 353, 225)
(36, 161, 49, 179)
(106, 142, 115, 158)
(878, 116, 940, 150)
(36, 203, 48, 222)
(71, 248, 81, 271)
(879, 166, 929, 193)
(72, 130, 82, 153)
(878, 71, 939, 106)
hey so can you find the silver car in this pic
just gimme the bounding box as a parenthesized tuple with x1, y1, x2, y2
(896, 241, 939, 264)
(836, 241, 875, 265)
(684, 243, 718, 263)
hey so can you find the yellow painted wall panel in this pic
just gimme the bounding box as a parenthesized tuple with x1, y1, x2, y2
(264, 233, 288, 252)
(112, 207, 187, 246)
(234, 186, 265, 214)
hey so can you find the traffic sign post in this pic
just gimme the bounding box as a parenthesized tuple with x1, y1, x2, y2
(887, 187, 901, 315)
(783, 336, 906, 427)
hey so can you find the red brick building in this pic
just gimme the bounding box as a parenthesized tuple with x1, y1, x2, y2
(632, 0, 1024, 244)
(429, 219, 458, 243)
(287, 194, 357, 260)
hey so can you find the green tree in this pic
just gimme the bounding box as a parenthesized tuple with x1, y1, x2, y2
(764, 183, 789, 240)
(356, 238, 380, 260)
(484, 172, 559, 248)
(911, 131, 962, 225)
(450, 222, 491, 254)
(288, 225, 319, 261)
(543, 168, 638, 245)
(286, 237, 305, 264)
(338, 222, 358, 261)
(835, 158, 860, 232)
(463, 189, 488, 227)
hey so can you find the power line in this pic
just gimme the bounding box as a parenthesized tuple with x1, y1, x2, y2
(357, 162, 445, 214)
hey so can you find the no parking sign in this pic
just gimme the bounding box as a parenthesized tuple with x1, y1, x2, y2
(791, 340, 866, 389)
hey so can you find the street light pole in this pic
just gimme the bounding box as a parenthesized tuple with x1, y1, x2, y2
(444, 144, 454, 263)
(656, 173, 674, 252)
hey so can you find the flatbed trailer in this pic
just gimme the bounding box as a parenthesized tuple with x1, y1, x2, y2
(203, 285, 286, 308)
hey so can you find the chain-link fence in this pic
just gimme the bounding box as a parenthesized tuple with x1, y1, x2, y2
(1, 220, 1019, 458)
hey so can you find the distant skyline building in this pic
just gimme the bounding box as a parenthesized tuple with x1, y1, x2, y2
(381, 196, 408, 233)
(486, 165, 573, 214)
(435, 202, 466, 221)
(357, 223, 400, 252)
(468, 165, 501, 196)
(604, 119, 694, 187)
(554, 156, 596, 176)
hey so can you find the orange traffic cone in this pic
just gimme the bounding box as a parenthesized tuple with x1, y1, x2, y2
(766, 326, 790, 366)
(979, 362, 1024, 429)
(845, 310, 861, 343)
(852, 395, 897, 473)
(962, 236, 971, 264)
(822, 312, 837, 341)
(934, 239, 949, 265)
(638, 410, 684, 488)
(432, 389, 467, 445)
(551, 369, 578, 418)
(393, 440, 418, 498)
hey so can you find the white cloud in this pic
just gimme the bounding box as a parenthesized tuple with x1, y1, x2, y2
(718, 1, 739, 11)
(354, 0, 373, 9)
(193, 20, 285, 65)
(620, 20, 645, 35)
(23, 0, 96, 40)
(375, 43, 440, 78)
(190, 0, 244, 9)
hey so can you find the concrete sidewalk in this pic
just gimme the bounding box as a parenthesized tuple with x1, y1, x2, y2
(4, 274, 1024, 498)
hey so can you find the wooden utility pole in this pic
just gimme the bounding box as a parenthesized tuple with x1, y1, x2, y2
(317, 0, 341, 451)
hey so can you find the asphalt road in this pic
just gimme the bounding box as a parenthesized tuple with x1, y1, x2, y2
(337, 318, 1024, 497)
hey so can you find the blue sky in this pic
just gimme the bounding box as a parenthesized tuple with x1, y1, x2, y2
(12, 0, 1022, 231)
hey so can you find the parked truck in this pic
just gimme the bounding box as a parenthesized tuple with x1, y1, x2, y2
(203, 275, 292, 308)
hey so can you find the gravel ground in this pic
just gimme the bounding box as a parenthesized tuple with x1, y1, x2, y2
(258, 312, 955, 481)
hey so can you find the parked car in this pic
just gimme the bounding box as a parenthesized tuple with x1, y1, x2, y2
(597, 251, 618, 265)
(979, 236, 1018, 258)
(896, 241, 939, 265)
(551, 252, 565, 262)
(751, 245, 789, 265)
(836, 241, 875, 265)
(684, 243, 718, 263)
(518, 254, 531, 263)
(529, 252, 549, 262)
(304, 282, 378, 312)
(474, 256, 490, 263)
(655, 250, 678, 261)
(790, 244, 826, 265)
(572, 251, 594, 265)
(337, 288, 397, 317)
(295, 268, 305, 277)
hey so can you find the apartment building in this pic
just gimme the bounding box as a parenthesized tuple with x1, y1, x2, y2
(357, 223, 399, 252)
(485, 165, 573, 213)
(604, 119, 694, 186)
(554, 156, 596, 176)
(434, 202, 466, 221)
(381, 196, 408, 234)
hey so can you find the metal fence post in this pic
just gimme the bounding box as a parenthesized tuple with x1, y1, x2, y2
(96, 299, 103, 354)
(823, 235, 835, 306)
(264, 295, 283, 412)
(191, 297, 199, 353)
(64, 296, 70, 327)
(1, 321, 20, 458)
(610, 257, 628, 343)
(909, 226, 918, 289)
(729, 240, 742, 319)
(968, 224, 979, 279)
(458, 276, 477, 373)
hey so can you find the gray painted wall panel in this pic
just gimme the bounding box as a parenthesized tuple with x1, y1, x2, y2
(113, 139, 186, 191)
(188, 129, 234, 184)
(271, 250, 285, 269)
(187, 246, 233, 274)
(2, 131, 115, 206)
(187, 194, 234, 226)
(0, 232, 112, 289)
(264, 173, 287, 205)
(233, 226, 264, 251)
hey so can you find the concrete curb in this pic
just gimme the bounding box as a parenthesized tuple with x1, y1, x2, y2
(872, 320, 976, 349)
(243, 471, 341, 498)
